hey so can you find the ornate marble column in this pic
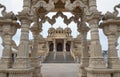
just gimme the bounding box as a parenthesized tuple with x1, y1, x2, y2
(0, 19, 19, 69)
(22, 0, 31, 13)
(0, 18, 20, 77)
(89, 0, 97, 12)
(53, 39, 56, 52)
(78, 22, 90, 77)
(71, 41, 73, 52)
(30, 23, 42, 77)
(86, 12, 107, 77)
(13, 0, 32, 69)
(13, 13, 31, 69)
(11, 13, 33, 77)
(100, 19, 120, 77)
(53, 38, 56, 60)
(63, 39, 66, 60)
(46, 41, 49, 52)
(88, 12, 106, 68)
(64, 39, 66, 52)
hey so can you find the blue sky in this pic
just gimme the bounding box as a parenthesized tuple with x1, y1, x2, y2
(0, 0, 120, 57)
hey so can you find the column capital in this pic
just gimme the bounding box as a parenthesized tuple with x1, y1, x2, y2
(86, 12, 102, 24)
(0, 19, 20, 36)
(17, 12, 32, 23)
(100, 19, 120, 36)
(89, 0, 97, 12)
(77, 22, 90, 34)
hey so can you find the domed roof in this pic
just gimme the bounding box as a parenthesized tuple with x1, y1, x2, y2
(64, 27, 71, 33)
(56, 27, 63, 31)
(56, 27, 63, 33)
(48, 27, 55, 33)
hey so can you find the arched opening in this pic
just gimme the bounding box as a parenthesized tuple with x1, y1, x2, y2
(57, 42, 63, 51)
(49, 42, 54, 52)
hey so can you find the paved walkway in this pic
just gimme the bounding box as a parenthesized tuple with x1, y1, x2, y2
(41, 63, 79, 77)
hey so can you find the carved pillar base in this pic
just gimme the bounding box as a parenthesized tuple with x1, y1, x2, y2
(13, 58, 31, 69)
(31, 58, 42, 77)
(79, 58, 89, 77)
(0, 58, 11, 69)
(86, 68, 120, 77)
(108, 58, 120, 69)
(8, 69, 33, 77)
(89, 58, 106, 68)
(86, 68, 111, 77)
(89, 43, 106, 68)
(0, 72, 6, 77)
(33, 66, 42, 77)
(114, 73, 120, 77)
(87, 73, 111, 77)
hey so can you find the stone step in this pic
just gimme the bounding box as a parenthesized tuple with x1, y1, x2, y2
(44, 52, 74, 63)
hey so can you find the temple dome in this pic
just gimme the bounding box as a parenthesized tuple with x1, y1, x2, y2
(48, 27, 55, 33)
(64, 27, 72, 33)
(56, 27, 63, 33)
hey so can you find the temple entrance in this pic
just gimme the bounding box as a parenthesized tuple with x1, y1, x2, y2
(57, 42, 63, 51)
(49, 42, 54, 52)
(56, 39, 63, 52)
(66, 42, 71, 52)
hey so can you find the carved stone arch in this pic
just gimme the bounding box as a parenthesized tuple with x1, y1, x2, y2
(41, 11, 82, 25)
(33, 0, 55, 12)
(65, 0, 88, 12)
(64, 0, 89, 23)
(30, 0, 56, 29)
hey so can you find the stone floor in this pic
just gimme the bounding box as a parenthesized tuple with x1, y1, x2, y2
(41, 63, 79, 77)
